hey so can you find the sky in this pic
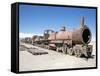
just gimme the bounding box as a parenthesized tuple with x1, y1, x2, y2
(19, 4, 96, 41)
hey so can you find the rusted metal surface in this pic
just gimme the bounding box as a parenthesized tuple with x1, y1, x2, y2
(27, 48, 48, 55)
(48, 32, 56, 40)
(72, 26, 91, 44)
(56, 30, 72, 40)
(56, 26, 72, 40)
(48, 26, 72, 41)
(44, 30, 54, 40)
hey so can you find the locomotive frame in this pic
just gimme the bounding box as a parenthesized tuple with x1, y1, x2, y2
(11, 2, 98, 73)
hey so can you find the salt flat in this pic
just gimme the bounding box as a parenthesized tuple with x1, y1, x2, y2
(19, 42, 96, 71)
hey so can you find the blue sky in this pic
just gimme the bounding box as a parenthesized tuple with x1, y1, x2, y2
(19, 4, 96, 41)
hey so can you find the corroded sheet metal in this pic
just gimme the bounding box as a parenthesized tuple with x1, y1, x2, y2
(72, 26, 91, 44)
(56, 31, 72, 40)
(48, 32, 56, 40)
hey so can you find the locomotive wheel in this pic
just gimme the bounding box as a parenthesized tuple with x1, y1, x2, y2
(56, 47, 59, 52)
(75, 50, 82, 57)
(86, 52, 92, 57)
(62, 47, 67, 54)
(67, 49, 73, 55)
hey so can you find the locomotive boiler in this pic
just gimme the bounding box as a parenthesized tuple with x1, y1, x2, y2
(31, 17, 92, 58)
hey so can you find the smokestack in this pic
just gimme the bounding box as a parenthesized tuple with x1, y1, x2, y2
(80, 16, 84, 28)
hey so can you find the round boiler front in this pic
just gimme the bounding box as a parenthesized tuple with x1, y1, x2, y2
(72, 26, 91, 44)
(82, 28, 91, 44)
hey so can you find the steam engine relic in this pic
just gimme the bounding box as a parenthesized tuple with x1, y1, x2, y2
(22, 17, 92, 58)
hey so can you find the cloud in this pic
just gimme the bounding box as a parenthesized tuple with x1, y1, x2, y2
(19, 32, 42, 38)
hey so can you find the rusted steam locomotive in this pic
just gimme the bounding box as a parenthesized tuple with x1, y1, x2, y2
(27, 17, 92, 57)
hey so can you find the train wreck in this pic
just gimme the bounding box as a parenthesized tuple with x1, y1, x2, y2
(21, 17, 92, 58)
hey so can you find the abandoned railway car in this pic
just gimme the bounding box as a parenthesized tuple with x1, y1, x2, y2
(25, 17, 93, 58)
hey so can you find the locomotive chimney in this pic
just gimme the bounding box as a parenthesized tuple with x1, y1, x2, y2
(80, 16, 84, 28)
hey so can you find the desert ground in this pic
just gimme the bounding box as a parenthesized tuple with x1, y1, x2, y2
(19, 41, 96, 71)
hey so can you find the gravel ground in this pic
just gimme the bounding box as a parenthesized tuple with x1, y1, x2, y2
(19, 42, 96, 71)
